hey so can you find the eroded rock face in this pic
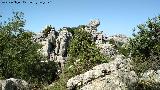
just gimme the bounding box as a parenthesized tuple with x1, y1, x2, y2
(96, 42, 118, 57)
(33, 27, 72, 64)
(107, 34, 128, 46)
(55, 28, 72, 57)
(0, 78, 28, 90)
(140, 70, 160, 83)
(67, 55, 138, 90)
(88, 19, 100, 28)
(85, 19, 107, 44)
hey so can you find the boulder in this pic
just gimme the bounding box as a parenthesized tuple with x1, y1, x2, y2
(0, 78, 28, 90)
(67, 55, 138, 90)
(140, 70, 160, 83)
(107, 34, 128, 46)
(96, 42, 118, 57)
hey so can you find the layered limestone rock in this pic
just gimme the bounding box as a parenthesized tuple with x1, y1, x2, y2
(54, 27, 72, 67)
(96, 42, 118, 58)
(140, 70, 160, 84)
(33, 26, 72, 68)
(132, 70, 160, 89)
(85, 19, 107, 44)
(107, 34, 128, 46)
(33, 21, 129, 70)
(34, 20, 107, 64)
(67, 55, 138, 90)
(0, 78, 28, 90)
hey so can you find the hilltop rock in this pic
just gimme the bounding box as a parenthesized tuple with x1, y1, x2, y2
(85, 19, 107, 44)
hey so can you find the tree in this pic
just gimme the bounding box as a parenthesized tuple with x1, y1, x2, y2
(42, 25, 55, 38)
(49, 26, 109, 90)
(128, 15, 160, 74)
(0, 12, 58, 86)
(68, 28, 108, 74)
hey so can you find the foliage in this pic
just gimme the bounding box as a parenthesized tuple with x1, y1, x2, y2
(68, 28, 108, 73)
(59, 25, 86, 36)
(42, 25, 55, 38)
(0, 12, 58, 86)
(109, 38, 130, 57)
(50, 26, 109, 90)
(128, 15, 160, 74)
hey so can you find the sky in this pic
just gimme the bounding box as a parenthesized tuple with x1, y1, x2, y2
(0, 0, 160, 36)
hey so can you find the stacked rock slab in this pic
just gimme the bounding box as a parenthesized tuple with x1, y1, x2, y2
(96, 42, 118, 58)
(67, 55, 138, 90)
(33, 20, 128, 67)
(106, 34, 129, 46)
(33, 27, 72, 68)
(34, 20, 108, 64)
(54, 27, 72, 68)
(85, 19, 107, 44)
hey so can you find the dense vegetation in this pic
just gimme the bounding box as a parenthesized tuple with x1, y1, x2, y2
(49, 26, 109, 90)
(128, 15, 160, 75)
(0, 12, 58, 88)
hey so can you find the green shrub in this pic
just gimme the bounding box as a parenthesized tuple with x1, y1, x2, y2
(128, 15, 160, 75)
(109, 39, 129, 57)
(49, 26, 109, 90)
(0, 12, 58, 87)
(68, 28, 108, 73)
(42, 25, 54, 38)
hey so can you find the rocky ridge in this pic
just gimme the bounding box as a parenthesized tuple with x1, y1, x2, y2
(1, 19, 159, 90)
(67, 55, 138, 90)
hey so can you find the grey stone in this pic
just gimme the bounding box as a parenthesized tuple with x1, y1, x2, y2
(96, 42, 118, 57)
(84, 19, 107, 44)
(107, 34, 128, 46)
(140, 70, 160, 83)
(33, 26, 72, 64)
(67, 55, 138, 90)
(0, 78, 28, 90)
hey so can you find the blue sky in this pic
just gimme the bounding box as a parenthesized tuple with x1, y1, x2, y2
(0, 0, 160, 36)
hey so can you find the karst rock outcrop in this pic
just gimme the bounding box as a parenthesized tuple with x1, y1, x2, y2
(67, 55, 138, 90)
(0, 78, 28, 90)
(33, 19, 109, 65)
(33, 27, 72, 67)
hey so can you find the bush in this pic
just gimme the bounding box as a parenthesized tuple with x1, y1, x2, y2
(109, 38, 130, 57)
(49, 26, 109, 90)
(128, 15, 160, 74)
(0, 12, 58, 87)
(68, 28, 108, 73)
(42, 25, 54, 38)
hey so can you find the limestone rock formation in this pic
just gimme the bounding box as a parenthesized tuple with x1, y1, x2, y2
(67, 55, 138, 90)
(107, 34, 128, 45)
(0, 80, 5, 90)
(85, 19, 107, 44)
(96, 42, 118, 57)
(140, 70, 160, 84)
(34, 20, 107, 64)
(0, 78, 28, 90)
(33, 26, 72, 68)
(55, 27, 72, 57)
(88, 19, 100, 27)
